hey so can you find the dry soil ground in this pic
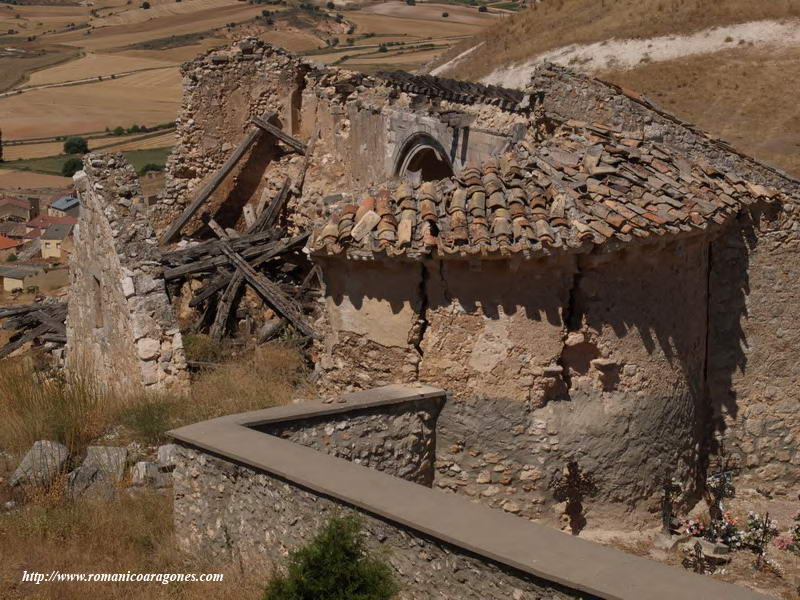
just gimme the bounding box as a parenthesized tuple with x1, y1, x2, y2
(431, 0, 800, 177)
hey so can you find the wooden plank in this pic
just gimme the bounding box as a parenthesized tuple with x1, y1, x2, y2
(209, 270, 245, 343)
(0, 323, 50, 359)
(161, 230, 278, 265)
(251, 115, 307, 155)
(292, 125, 319, 196)
(38, 333, 67, 344)
(161, 111, 276, 244)
(189, 233, 308, 307)
(163, 240, 284, 280)
(31, 310, 66, 335)
(247, 178, 292, 235)
(217, 241, 315, 338)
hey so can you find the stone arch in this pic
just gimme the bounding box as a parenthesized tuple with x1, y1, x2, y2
(394, 132, 454, 182)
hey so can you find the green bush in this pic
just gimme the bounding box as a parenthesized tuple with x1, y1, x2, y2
(139, 163, 163, 175)
(119, 397, 175, 445)
(61, 157, 83, 177)
(63, 136, 89, 155)
(264, 515, 397, 600)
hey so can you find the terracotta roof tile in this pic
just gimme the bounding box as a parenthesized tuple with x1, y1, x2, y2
(311, 123, 785, 260)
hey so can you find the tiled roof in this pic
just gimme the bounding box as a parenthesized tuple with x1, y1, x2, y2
(0, 263, 43, 279)
(0, 235, 21, 251)
(41, 223, 73, 241)
(0, 197, 30, 210)
(0, 222, 27, 237)
(50, 195, 79, 211)
(27, 215, 78, 230)
(311, 122, 783, 259)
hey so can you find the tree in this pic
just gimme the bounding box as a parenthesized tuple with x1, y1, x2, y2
(141, 1, 151, 8)
(326, 1, 335, 7)
(263, 515, 397, 600)
(62, 157, 83, 178)
(478, 5, 488, 11)
(113, 126, 125, 136)
(442, 11, 448, 17)
(63, 136, 88, 155)
(405, 0, 415, 5)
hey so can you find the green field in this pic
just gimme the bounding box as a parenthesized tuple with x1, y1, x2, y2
(0, 147, 173, 176)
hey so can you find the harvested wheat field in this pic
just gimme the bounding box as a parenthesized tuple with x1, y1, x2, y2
(0, 69, 181, 139)
(25, 52, 176, 87)
(0, 169, 72, 190)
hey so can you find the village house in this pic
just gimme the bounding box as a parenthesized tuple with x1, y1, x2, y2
(40, 223, 74, 260)
(26, 214, 77, 238)
(0, 262, 68, 293)
(0, 222, 28, 240)
(0, 234, 21, 260)
(0, 197, 31, 222)
(47, 195, 80, 218)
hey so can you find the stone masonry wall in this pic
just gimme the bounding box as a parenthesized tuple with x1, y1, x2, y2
(173, 445, 594, 600)
(155, 39, 529, 240)
(529, 63, 800, 197)
(708, 199, 800, 492)
(67, 154, 188, 394)
(316, 238, 710, 527)
(258, 397, 443, 486)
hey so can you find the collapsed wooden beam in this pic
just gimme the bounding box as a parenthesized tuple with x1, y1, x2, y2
(247, 178, 292, 235)
(163, 240, 284, 280)
(161, 229, 278, 265)
(251, 115, 307, 155)
(161, 111, 276, 244)
(206, 218, 315, 339)
(0, 323, 51, 359)
(190, 233, 309, 308)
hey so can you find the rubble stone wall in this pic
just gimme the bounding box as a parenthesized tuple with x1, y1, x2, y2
(173, 445, 592, 600)
(529, 63, 800, 197)
(258, 397, 443, 486)
(316, 238, 711, 526)
(709, 199, 800, 491)
(156, 39, 528, 240)
(67, 154, 188, 393)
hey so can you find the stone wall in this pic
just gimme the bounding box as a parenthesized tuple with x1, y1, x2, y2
(66, 154, 188, 394)
(170, 385, 765, 600)
(708, 198, 800, 491)
(173, 445, 592, 600)
(316, 237, 712, 526)
(258, 397, 443, 486)
(529, 63, 800, 197)
(155, 39, 530, 240)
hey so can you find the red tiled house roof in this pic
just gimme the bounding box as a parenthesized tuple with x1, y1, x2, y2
(27, 214, 78, 230)
(0, 235, 21, 251)
(311, 122, 784, 260)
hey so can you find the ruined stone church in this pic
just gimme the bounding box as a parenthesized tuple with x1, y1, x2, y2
(69, 39, 798, 529)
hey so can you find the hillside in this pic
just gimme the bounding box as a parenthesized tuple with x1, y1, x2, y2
(431, 0, 800, 177)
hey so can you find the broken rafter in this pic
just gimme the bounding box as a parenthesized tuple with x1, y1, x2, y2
(251, 116, 307, 155)
(206, 218, 315, 339)
(0, 323, 51, 359)
(190, 232, 309, 308)
(163, 240, 284, 280)
(247, 178, 292, 235)
(161, 111, 277, 244)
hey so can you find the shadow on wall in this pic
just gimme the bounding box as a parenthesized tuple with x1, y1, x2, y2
(708, 203, 778, 454)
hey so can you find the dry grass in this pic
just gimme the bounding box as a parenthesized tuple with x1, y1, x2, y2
(598, 45, 800, 177)
(444, 0, 800, 81)
(0, 357, 113, 457)
(0, 489, 265, 599)
(0, 343, 307, 455)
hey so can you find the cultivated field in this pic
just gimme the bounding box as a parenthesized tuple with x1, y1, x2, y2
(432, 0, 800, 177)
(0, 0, 498, 191)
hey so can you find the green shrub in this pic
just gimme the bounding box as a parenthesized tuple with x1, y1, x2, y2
(182, 333, 223, 363)
(61, 157, 83, 178)
(264, 515, 397, 600)
(63, 136, 88, 155)
(139, 163, 163, 175)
